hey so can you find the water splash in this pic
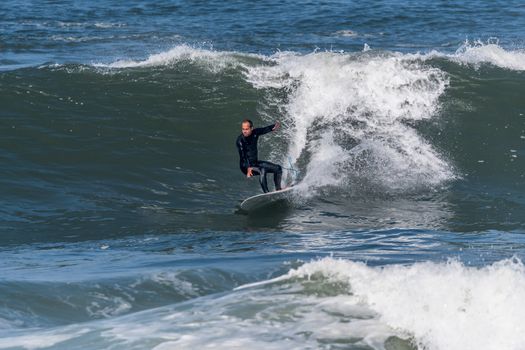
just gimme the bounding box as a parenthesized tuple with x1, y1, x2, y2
(245, 50, 454, 195)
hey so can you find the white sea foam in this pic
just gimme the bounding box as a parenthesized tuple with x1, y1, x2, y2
(94, 44, 264, 72)
(51, 35, 108, 43)
(403, 40, 525, 71)
(93, 22, 126, 29)
(98, 284, 398, 350)
(245, 50, 454, 194)
(86, 293, 132, 318)
(150, 271, 198, 297)
(449, 40, 525, 71)
(272, 257, 525, 350)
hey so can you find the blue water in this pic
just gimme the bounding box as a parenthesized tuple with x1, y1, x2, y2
(1, 1, 525, 349)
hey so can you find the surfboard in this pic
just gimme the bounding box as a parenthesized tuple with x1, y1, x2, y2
(240, 186, 295, 212)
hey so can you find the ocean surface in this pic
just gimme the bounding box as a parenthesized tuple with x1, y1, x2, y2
(1, 1, 525, 349)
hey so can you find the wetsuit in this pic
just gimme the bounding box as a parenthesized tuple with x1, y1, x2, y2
(236, 124, 282, 193)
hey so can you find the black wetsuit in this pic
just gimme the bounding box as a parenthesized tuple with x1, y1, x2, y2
(236, 124, 282, 193)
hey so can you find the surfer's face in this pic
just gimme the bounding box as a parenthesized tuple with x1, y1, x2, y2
(241, 122, 253, 137)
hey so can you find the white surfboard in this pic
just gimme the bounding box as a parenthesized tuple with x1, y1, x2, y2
(240, 186, 295, 212)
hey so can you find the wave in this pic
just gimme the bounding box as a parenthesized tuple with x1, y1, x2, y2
(90, 41, 525, 197)
(2, 42, 524, 233)
(239, 256, 525, 350)
(2, 256, 524, 350)
(93, 44, 459, 194)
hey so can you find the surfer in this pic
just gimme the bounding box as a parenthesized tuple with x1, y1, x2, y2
(236, 119, 282, 193)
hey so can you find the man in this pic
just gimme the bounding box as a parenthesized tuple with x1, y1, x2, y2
(236, 119, 282, 193)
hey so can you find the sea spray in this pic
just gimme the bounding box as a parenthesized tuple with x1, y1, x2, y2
(245, 51, 455, 194)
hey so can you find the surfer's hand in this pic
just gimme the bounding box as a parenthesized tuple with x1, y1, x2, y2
(273, 121, 280, 131)
(247, 167, 253, 177)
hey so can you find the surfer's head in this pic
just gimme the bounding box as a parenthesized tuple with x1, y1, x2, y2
(241, 119, 253, 137)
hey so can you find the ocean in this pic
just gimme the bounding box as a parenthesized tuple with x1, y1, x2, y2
(1, 1, 525, 349)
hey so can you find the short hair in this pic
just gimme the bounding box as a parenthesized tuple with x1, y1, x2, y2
(242, 119, 253, 127)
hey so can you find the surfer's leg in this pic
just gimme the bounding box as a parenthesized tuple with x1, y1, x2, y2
(258, 161, 282, 191)
(245, 166, 268, 193)
(257, 167, 269, 193)
(274, 168, 282, 191)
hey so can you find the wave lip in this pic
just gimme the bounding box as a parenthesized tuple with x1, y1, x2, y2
(93, 44, 264, 72)
(408, 40, 525, 71)
(451, 40, 525, 71)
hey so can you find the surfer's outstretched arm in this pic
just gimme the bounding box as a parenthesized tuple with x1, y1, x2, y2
(254, 121, 279, 136)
